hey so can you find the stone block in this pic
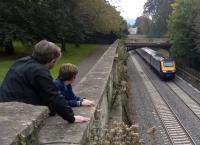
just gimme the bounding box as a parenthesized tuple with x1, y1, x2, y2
(0, 102, 49, 145)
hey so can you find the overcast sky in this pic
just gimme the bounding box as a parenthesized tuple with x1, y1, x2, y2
(108, 0, 147, 19)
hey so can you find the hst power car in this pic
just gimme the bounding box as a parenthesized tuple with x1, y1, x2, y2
(136, 47, 176, 79)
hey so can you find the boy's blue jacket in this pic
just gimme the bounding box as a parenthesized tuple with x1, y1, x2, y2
(53, 78, 83, 107)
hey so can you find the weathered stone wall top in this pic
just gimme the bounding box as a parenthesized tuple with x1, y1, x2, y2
(39, 40, 119, 145)
(0, 102, 49, 145)
(74, 39, 119, 104)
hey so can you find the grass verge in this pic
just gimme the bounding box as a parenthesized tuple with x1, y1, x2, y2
(0, 42, 99, 81)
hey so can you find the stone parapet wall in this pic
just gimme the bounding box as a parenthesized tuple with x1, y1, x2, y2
(0, 40, 119, 145)
(38, 40, 119, 145)
(0, 102, 49, 145)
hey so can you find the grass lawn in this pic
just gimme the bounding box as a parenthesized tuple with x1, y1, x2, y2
(51, 43, 99, 78)
(0, 42, 100, 82)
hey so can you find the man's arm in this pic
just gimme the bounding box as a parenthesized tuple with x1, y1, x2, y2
(35, 71, 75, 123)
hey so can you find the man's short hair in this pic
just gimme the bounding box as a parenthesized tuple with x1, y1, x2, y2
(59, 63, 78, 81)
(32, 40, 61, 64)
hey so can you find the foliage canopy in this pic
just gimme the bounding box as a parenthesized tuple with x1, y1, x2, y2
(168, 0, 199, 57)
(0, 0, 128, 53)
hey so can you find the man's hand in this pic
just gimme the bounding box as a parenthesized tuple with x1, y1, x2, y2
(74, 115, 90, 123)
(81, 99, 96, 107)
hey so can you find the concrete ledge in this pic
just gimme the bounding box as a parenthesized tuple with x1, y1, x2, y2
(39, 40, 119, 145)
(0, 102, 49, 145)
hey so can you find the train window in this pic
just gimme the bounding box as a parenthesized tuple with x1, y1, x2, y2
(163, 61, 173, 67)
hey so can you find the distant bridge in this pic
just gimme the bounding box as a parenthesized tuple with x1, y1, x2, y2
(126, 35, 171, 51)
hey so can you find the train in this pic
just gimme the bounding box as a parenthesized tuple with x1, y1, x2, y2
(136, 47, 176, 79)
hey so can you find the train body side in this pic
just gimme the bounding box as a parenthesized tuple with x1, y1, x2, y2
(151, 55, 162, 73)
(136, 47, 156, 63)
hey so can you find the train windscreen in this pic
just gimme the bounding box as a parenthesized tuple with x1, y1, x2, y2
(163, 61, 173, 67)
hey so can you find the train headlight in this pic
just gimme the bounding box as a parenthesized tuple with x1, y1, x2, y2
(162, 70, 167, 73)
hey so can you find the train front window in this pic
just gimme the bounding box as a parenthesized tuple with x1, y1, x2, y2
(163, 61, 173, 67)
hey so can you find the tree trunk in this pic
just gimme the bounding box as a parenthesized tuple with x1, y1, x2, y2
(61, 38, 66, 52)
(4, 39, 14, 54)
(74, 42, 80, 48)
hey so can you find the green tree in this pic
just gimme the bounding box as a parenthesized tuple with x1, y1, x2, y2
(168, 0, 198, 58)
(74, 0, 127, 43)
(0, 0, 127, 53)
(144, 0, 175, 37)
(134, 16, 151, 34)
(194, 1, 200, 53)
(0, 0, 19, 54)
(76, 0, 126, 35)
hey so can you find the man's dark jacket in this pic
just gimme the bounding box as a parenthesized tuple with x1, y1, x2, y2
(0, 56, 75, 123)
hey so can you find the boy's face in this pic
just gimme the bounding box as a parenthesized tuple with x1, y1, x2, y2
(71, 75, 76, 84)
(64, 75, 76, 84)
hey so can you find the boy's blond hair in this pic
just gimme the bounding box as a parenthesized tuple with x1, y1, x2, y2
(59, 63, 78, 81)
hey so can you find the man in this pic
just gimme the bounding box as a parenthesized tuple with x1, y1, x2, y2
(0, 40, 89, 123)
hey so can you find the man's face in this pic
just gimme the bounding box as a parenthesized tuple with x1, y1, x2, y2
(47, 57, 60, 69)
(48, 60, 56, 69)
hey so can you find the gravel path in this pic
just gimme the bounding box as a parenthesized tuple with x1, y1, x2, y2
(73, 45, 109, 86)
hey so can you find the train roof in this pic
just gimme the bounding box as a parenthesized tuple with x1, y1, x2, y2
(141, 47, 164, 61)
(141, 47, 157, 56)
(152, 54, 163, 61)
(139, 47, 175, 62)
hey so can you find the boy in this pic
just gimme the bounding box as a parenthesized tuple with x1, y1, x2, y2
(54, 63, 95, 107)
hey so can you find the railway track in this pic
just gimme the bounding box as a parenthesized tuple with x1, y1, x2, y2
(177, 67, 200, 89)
(130, 53, 199, 145)
(166, 82, 200, 119)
